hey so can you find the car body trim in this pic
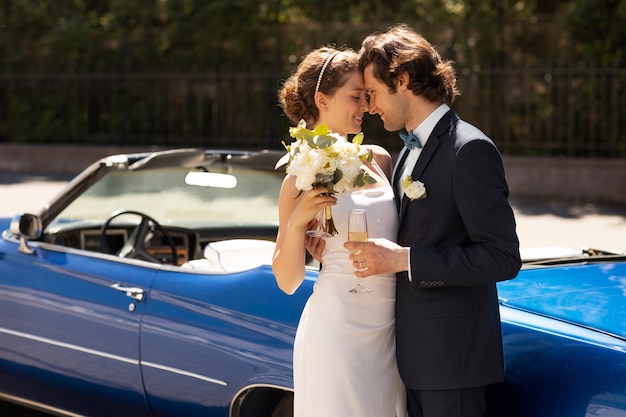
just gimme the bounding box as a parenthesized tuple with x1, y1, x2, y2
(500, 306, 626, 350)
(0, 326, 139, 365)
(141, 361, 228, 386)
(0, 392, 84, 417)
(0, 327, 229, 387)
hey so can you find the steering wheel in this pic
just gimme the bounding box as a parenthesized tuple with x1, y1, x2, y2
(100, 210, 178, 264)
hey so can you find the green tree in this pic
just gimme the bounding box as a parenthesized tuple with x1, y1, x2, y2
(563, 0, 626, 65)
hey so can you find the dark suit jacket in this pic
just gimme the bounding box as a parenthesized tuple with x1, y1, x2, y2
(394, 109, 521, 391)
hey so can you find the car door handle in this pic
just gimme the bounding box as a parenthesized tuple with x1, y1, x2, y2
(111, 283, 145, 302)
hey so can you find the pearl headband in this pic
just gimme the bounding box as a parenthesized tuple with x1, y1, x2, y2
(314, 51, 339, 95)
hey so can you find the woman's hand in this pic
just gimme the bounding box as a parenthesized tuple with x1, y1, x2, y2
(273, 179, 335, 295)
(289, 187, 336, 230)
(297, 189, 334, 265)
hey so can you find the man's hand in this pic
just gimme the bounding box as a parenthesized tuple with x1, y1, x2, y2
(344, 238, 409, 278)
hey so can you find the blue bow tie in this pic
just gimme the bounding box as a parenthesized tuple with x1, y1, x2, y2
(399, 130, 422, 150)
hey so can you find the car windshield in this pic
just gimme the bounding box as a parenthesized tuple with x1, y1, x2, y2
(46, 166, 283, 231)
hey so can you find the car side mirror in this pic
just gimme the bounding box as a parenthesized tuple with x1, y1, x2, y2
(10, 213, 42, 254)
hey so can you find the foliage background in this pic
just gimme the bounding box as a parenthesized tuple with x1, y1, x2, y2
(0, 0, 625, 156)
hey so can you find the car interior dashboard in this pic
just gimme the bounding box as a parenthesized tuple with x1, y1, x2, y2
(42, 223, 280, 267)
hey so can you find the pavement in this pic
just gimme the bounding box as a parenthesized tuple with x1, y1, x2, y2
(1, 173, 625, 254)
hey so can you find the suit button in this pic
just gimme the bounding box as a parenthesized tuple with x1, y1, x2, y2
(420, 280, 427, 286)
(437, 281, 444, 286)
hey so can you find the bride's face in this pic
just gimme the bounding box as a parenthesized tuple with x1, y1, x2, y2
(317, 71, 369, 137)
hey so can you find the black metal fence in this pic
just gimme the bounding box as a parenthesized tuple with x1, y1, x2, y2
(1, 66, 625, 157)
(458, 66, 626, 157)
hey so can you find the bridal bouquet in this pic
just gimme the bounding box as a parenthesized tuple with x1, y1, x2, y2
(277, 120, 376, 236)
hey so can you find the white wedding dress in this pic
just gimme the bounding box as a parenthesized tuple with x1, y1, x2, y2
(293, 176, 406, 417)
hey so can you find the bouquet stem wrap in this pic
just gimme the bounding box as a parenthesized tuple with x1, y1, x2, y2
(323, 205, 337, 236)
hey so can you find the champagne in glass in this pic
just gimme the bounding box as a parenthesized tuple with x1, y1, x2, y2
(348, 231, 369, 242)
(348, 209, 372, 293)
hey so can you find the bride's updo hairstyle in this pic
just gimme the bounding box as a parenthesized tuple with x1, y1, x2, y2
(279, 46, 360, 126)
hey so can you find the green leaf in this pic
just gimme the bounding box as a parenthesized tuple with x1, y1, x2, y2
(312, 123, 331, 136)
(333, 168, 344, 184)
(351, 132, 364, 145)
(363, 174, 377, 184)
(353, 171, 377, 187)
(315, 172, 334, 184)
(313, 134, 336, 149)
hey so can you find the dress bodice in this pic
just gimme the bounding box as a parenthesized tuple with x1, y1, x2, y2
(319, 185, 398, 278)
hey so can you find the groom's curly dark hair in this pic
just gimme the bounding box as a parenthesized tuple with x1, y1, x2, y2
(358, 23, 459, 106)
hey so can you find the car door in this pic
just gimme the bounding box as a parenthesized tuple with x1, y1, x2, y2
(0, 238, 156, 417)
(139, 265, 312, 416)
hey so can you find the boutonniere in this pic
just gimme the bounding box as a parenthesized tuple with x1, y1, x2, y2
(401, 176, 427, 200)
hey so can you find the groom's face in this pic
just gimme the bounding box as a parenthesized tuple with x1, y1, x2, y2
(363, 65, 406, 133)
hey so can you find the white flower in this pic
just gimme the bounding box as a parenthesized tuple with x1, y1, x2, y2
(401, 176, 427, 200)
(288, 146, 329, 190)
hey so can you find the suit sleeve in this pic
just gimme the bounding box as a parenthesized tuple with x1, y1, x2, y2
(409, 138, 522, 287)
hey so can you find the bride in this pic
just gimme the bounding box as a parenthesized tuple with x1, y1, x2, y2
(272, 46, 405, 417)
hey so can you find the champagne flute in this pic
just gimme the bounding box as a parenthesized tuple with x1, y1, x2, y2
(348, 209, 372, 294)
(306, 207, 334, 238)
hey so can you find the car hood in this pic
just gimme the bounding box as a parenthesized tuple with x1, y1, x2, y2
(498, 261, 626, 340)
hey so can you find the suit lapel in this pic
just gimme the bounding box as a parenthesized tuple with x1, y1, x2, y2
(398, 110, 458, 220)
(398, 141, 437, 218)
(393, 148, 410, 212)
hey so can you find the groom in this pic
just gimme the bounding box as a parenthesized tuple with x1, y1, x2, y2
(345, 24, 522, 417)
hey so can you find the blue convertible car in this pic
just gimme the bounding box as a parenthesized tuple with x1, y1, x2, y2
(1, 148, 625, 417)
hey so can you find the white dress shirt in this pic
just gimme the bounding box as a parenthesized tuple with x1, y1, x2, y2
(396, 103, 451, 194)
